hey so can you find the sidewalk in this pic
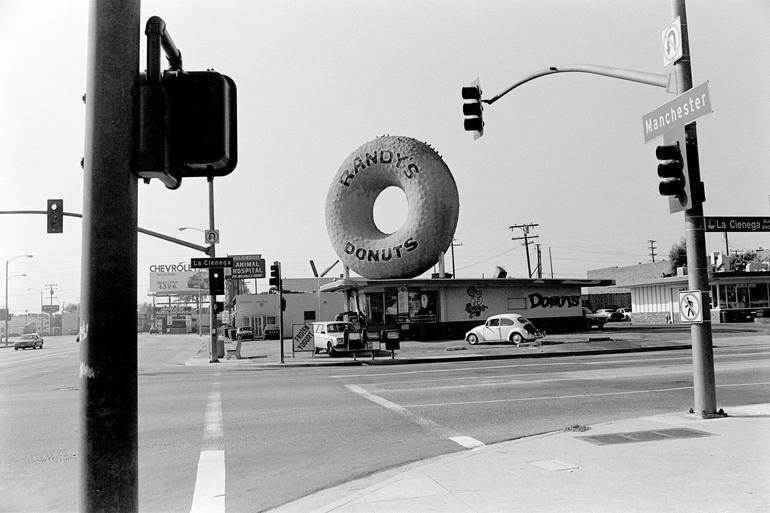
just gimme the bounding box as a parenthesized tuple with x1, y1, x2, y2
(269, 403, 770, 513)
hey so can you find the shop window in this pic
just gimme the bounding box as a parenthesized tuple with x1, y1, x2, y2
(749, 283, 769, 308)
(736, 285, 750, 309)
(409, 291, 437, 323)
(304, 311, 316, 322)
(384, 288, 399, 324)
(367, 292, 384, 324)
(719, 285, 737, 309)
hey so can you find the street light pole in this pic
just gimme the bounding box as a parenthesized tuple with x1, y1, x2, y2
(4, 254, 33, 346)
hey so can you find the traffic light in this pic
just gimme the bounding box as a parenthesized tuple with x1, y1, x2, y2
(137, 70, 237, 189)
(47, 199, 63, 233)
(656, 133, 692, 213)
(461, 79, 484, 139)
(212, 301, 224, 314)
(209, 267, 225, 296)
(269, 262, 281, 288)
(164, 70, 237, 177)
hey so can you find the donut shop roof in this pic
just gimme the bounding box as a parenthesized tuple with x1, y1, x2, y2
(320, 277, 614, 293)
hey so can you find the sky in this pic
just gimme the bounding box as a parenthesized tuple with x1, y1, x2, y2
(1, 0, 769, 315)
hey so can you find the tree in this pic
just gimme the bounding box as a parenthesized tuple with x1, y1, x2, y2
(669, 238, 687, 274)
(729, 251, 757, 272)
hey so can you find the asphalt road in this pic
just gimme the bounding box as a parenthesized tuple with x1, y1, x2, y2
(1, 331, 768, 513)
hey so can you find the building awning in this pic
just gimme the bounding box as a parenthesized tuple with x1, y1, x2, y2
(320, 276, 615, 293)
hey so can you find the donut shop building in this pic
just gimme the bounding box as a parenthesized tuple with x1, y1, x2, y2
(320, 276, 613, 340)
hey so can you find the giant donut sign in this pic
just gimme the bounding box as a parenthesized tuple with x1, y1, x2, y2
(326, 136, 459, 279)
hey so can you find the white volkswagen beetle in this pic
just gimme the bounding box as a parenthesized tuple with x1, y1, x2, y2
(465, 313, 544, 345)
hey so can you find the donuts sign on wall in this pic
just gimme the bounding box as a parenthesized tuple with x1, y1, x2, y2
(326, 136, 459, 279)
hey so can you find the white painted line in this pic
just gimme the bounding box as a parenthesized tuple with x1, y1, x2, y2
(449, 436, 485, 449)
(203, 389, 223, 443)
(405, 381, 770, 408)
(345, 384, 482, 448)
(528, 459, 579, 472)
(190, 380, 225, 513)
(330, 351, 770, 379)
(189, 450, 225, 513)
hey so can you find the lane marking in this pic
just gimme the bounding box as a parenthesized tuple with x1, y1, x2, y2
(190, 450, 225, 513)
(367, 360, 770, 393)
(345, 384, 477, 449)
(203, 389, 223, 444)
(190, 378, 225, 513)
(404, 381, 770, 408)
(449, 436, 485, 449)
(330, 350, 770, 379)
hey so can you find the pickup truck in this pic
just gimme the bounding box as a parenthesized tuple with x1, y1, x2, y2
(583, 307, 606, 329)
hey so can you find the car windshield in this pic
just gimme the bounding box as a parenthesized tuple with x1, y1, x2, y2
(326, 323, 350, 333)
(19, 334, 35, 340)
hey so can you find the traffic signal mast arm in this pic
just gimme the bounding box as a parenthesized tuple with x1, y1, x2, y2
(0, 210, 211, 255)
(483, 64, 677, 106)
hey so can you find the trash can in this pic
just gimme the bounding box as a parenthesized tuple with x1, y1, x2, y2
(216, 338, 225, 358)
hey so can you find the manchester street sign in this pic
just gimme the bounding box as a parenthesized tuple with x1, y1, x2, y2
(643, 81, 712, 142)
(190, 257, 233, 268)
(704, 216, 770, 233)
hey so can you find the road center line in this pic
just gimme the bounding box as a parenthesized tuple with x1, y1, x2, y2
(404, 381, 770, 408)
(345, 384, 483, 449)
(190, 379, 225, 513)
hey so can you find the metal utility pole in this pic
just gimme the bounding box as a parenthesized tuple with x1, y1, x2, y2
(648, 239, 658, 262)
(80, 0, 140, 511)
(510, 223, 539, 278)
(548, 247, 554, 278)
(672, 0, 717, 416)
(450, 239, 462, 278)
(208, 177, 219, 363)
(535, 244, 543, 278)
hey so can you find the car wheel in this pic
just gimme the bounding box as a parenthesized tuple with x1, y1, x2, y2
(14, 347, 18, 351)
(327, 342, 336, 357)
(467, 334, 479, 345)
(511, 333, 524, 346)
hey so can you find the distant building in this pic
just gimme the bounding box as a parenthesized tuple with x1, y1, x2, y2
(585, 255, 770, 323)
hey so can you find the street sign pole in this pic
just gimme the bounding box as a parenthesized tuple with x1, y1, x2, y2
(208, 176, 219, 363)
(672, 0, 717, 416)
(80, 0, 140, 510)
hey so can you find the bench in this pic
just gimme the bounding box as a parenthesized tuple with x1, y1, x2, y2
(225, 339, 242, 360)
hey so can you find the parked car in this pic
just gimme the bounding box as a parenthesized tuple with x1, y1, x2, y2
(583, 307, 606, 329)
(312, 321, 357, 356)
(617, 307, 632, 321)
(263, 325, 280, 340)
(465, 313, 544, 346)
(14, 333, 44, 350)
(595, 308, 624, 322)
(236, 327, 254, 341)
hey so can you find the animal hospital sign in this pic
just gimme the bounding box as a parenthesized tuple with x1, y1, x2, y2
(642, 81, 711, 142)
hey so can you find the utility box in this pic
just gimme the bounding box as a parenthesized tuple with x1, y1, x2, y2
(383, 330, 400, 350)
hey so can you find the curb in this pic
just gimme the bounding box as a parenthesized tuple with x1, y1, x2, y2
(185, 343, 692, 368)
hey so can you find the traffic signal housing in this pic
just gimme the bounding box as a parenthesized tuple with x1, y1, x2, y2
(656, 132, 693, 213)
(137, 70, 237, 189)
(164, 70, 237, 177)
(47, 199, 63, 233)
(269, 262, 281, 288)
(462, 79, 484, 139)
(209, 267, 225, 296)
(212, 301, 224, 314)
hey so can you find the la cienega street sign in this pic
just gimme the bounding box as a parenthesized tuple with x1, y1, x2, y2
(643, 81, 712, 142)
